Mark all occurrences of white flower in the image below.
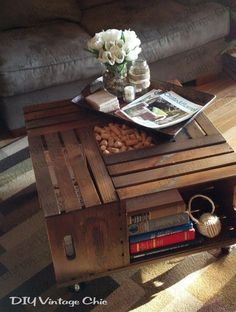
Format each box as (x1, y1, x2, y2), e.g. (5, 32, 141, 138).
(87, 33, 103, 51)
(110, 45, 126, 64)
(123, 30, 141, 52)
(87, 29, 141, 65)
(126, 46, 142, 61)
(98, 50, 115, 65)
(101, 29, 122, 43)
(104, 40, 115, 51)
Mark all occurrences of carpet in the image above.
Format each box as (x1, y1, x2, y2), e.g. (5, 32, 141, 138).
(0, 137, 236, 312)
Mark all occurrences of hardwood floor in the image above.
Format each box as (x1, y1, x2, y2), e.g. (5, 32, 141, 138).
(0, 72, 235, 148)
(196, 73, 236, 151)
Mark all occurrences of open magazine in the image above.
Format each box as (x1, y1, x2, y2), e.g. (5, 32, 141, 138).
(118, 89, 202, 129)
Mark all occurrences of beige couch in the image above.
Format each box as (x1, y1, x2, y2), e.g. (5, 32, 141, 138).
(0, 0, 230, 130)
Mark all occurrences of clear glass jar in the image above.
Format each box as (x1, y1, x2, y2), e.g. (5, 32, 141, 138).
(128, 58, 150, 93)
(103, 63, 128, 97)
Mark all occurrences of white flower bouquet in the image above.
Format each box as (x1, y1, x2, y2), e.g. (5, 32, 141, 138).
(87, 29, 142, 76)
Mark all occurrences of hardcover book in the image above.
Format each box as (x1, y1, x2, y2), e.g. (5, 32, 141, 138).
(130, 228, 195, 254)
(128, 212, 190, 236)
(129, 221, 193, 244)
(128, 203, 186, 224)
(130, 237, 203, 261)
(126, 189, 186, 224)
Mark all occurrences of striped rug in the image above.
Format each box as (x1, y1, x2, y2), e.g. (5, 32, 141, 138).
(0, 137, 236, 312)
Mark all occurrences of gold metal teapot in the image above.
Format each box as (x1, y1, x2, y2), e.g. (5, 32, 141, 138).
(188, 194, 221, 238)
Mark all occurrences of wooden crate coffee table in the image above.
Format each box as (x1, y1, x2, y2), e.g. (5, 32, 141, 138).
(24, 82, 236, 287)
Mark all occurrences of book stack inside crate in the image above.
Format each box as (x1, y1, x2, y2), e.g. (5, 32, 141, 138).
(127, 189, 203, 262)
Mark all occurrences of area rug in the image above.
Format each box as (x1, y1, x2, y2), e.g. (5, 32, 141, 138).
(0, 137, 236, 312)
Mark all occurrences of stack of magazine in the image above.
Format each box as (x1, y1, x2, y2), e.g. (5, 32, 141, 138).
(117, 89, 203, 130)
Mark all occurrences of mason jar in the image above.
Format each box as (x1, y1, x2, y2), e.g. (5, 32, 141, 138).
(128, 59, 150, 93)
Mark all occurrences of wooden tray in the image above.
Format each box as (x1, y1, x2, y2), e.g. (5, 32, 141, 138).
(73, 79, 216, 138)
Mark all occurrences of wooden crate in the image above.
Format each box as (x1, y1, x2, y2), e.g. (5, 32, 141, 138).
(24, 84, 236, 286)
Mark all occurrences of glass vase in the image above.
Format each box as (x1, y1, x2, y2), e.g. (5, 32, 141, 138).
(103, 64, 128, 97)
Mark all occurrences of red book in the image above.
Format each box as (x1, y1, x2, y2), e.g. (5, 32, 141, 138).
(130, 228, 195, 254)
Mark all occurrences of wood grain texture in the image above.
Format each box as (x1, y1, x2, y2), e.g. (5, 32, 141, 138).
(28, 136, 60, 216)
(113, 153, 236, 188)
(108, 143, 234, 176)
(185, 120, 206, 138)
(117, 164, 236, 200)
(76, 128, 117, 204)
(26, 112, 81, 129)
(45, 133, 79, 213)
(23, 99, 69, 113)
(195, 113, 221, 136)
(61, 130, 101, 207)
(125, 189, 183, 214)
(46, 202, 129, 284)
(104, 134, 225, 165)
(24, 105, 78, 121)
(174, 128, 190, 141)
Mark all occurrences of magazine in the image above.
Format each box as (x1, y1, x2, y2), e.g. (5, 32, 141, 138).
(118, 89, 202, 129)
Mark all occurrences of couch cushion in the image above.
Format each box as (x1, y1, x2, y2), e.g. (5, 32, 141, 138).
(81, 0, 230, 64)
(0, 22, 102, 97)
(0, 0, 81, 30)
(78, 0, 114, 9)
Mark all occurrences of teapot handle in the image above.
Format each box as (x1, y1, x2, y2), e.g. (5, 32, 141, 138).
(188, 194, 216, 224)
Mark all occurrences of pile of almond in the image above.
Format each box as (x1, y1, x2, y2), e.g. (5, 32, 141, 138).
(94, 123, 155, 155)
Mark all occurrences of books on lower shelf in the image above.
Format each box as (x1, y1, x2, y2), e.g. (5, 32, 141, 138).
(129, 221, 193, 244)
(127, 189, 201, 261)
(130, 237, 203, 261)
(130, 226, 195, 254)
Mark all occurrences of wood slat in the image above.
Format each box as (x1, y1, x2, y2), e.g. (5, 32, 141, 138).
(24, 105, 78, 121)
(185, 120, 206, 138)
(113, 153, 236, 188)
(108, 143, 234, 176)
(26, 112, 105, 137)
(174, 127, 190, 142)
(26, 112, 81, 129)
(77, 128, 117, 203)
(28, 136, 60, 216)
(61, 130, 101, 208)
(117, 164, 236, 200)
(125, 189, 183, 214)
(24, 100, 69, 113)
(104, 134, 226, 165)
(45, 133, 80, 212)
(195, 113, 221, 135)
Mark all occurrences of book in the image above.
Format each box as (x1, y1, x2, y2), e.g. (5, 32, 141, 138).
(128, 212, 190, 236)
(118, 89, 202, 129)
(85, 89, 120, 113)
(130, 228, 195, 254)
(128, 202, 186, 224)
(129, 221, 193, 244)
(127, 189, 186, 224)
(130, 237, 203, 261)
